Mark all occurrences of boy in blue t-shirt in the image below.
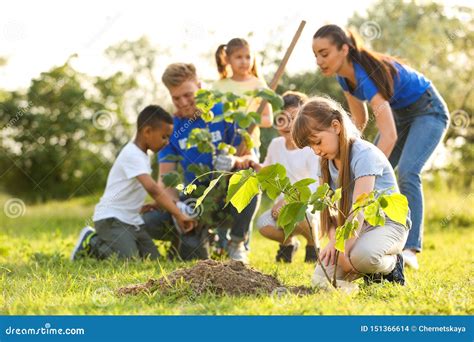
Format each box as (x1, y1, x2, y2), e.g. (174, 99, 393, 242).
(159, 101, 240, 184)
(142, 63, 258, 263)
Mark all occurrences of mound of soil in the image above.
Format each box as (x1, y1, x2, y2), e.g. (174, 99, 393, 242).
(118, 259, 313, 297)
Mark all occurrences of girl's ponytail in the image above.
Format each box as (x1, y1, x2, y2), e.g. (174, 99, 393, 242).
(347, 30, 361, 60)
(215, 44, 229, 79)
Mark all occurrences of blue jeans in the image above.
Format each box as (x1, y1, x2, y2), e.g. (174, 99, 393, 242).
(388, 85, 449, 252)
(217, 194, 260, 250)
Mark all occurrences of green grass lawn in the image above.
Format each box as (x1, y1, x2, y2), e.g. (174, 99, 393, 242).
(0, 187, 472, 315)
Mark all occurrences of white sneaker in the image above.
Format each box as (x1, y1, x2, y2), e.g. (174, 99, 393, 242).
(402, 249, 419, 270)
(227, 240, 249, 264)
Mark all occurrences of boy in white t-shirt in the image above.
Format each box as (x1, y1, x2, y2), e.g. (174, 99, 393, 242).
(253, 92, 321, 263)
(70, 105, 196, 260)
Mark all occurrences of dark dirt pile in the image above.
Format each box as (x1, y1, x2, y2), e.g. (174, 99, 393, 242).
(118, 259, 313, 297)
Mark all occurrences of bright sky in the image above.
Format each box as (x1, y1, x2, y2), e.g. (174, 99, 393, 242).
(0, 0, 469, 91)
(0, 0, 380, 90)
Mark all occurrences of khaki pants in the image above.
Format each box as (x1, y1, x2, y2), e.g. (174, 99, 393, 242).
(313, 219, 409, 286)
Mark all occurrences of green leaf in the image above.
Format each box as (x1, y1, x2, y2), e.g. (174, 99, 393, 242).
(364, 201, 385, 227)
(201, 110, 214, 123)
(195, 89, 212, 99)
(293, 178, 316, 188)
(335, 226, 345, 252)
(331, 188, 342, 204)
(285, 182, 312, 203)
(225, 92, 240, 103)
(234, 111, 252, 129)
(236, 98, 247, 108)
(195, 174, 225, 208)
(161, 172, 182, 187)
(233, 111, 246, 121)
(243, 89, 258, 97)
(256, 164, 288, 200)
(310, 200, 326, 213)
(378, 196, 388, 208)
(223, 112, 235, 123)
(196, 102, 210, 112)
(226, 169, 253, 203)
(335, 220, 359, 252)
(284, 187, 299, 203)
(352, 192, 374, 211)
(309, 183, 330, 211)
(161, 154, 184, 162)
(187, 163, 211, 177)
(253, 89, 284, 111)
(184, 183, 197, 195)
(238, 129, 254, 149)
(217, 143, 236, 155)
(238, 116, 252, 129)
(297, 186, 312, 202)
(187, 128, 215, 154)
(248, 111, 261, 124)
(312, 183, 330, 200)
(211, 115, 225, 123)
(381, 193, 409, 226)
(256, 163, 286, 182)
(226, 170, 260, 213)
(277, 202, 308, 239)
(223, 102, 232, 113)
(212, 90, 224, 99)
(197, 142, 214, 153)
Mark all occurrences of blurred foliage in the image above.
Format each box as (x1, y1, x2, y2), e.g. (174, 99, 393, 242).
(270, 0, 473, 189)
(0, 38, 164, 202)
(0, 0, 472, 202)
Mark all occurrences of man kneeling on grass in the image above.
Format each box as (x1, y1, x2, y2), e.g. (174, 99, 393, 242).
(70, 105, 197, 261)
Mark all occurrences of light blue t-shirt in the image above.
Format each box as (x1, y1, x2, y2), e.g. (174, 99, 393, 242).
(337, 61, 431, 110)
(316, 138, 399, 197)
